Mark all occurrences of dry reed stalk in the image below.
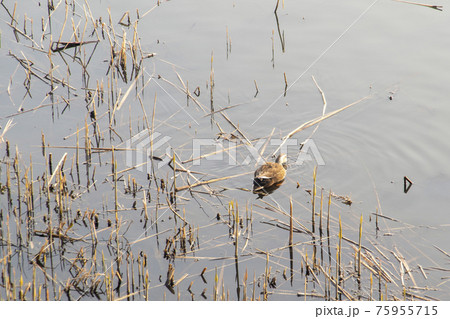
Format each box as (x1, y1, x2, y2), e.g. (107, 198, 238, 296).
(120, 30, 127, 81)
(254, 202, 312, 235)
(47, 153, 67, 187)
(84, 119, 91, 186)
(272, 95, 370, 156)
(0, 119, 14, 144)
(392, 248, 417, 287)
(12, 2, 19, 41)
(234, 202, 239, 261)
(220, 110, 252, 145)
(252, 273, 256, 300)
(6, 160, 12, 210)
(355, 247, 393, 283)
(433, 245, 450, 258)
(292, 76, 328, 163)
(7, 51, 76, 89)
(375, 207, 379, 232)
(318, 265, 355, 301)
(170, 158, 214, 195)
(143, 189, 148, 224)
(27, 156, 34, 217)
(274, 4, 285, 53)
(5, 214, 12, 299)
(202, 102, 247, 117)
(112, 147, 118, 224)
(319, 188, 323, 237)
(48, 152, 54, 176)
(14, 148, 22, 216)
(297, 291, 325, 298)
(254, 128, 275, 167)
(109, 69, 141, 127)
(158, 75, 207, 114)
(263, 252, 269, 301)
(242, 268, 248, 300)
(210, 51, 215, 126)
(225, 26, 231, 58)
(214, 267, 218, 300)
(165, 197, 188, 225)
(118, 11, 130, 27)
(392, 0, 442, 10)
(172, 153, 177, 204)
(416, 264, 427, 280)
(283, 72, 288, 96)
(378, 269, 382, 300)
(254, 80, 259, 97)
(82, 0, 100, 40)
(274, 0, 280, 13)
(182, 139, 248, 164)
(175, 171, 251, 192)
(32, 263, 36, 301)
(312, 166, 317, 233)
(174, 274, 189, 287)
(304, 272, 307, 301)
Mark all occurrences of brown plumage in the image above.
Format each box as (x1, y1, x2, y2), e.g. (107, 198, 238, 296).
(253, 154, 287, 197)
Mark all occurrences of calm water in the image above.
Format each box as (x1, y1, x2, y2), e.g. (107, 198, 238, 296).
(1, 0, 449, 300)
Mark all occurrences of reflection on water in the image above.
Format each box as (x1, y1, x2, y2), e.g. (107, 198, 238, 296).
(253, 179, 285, 199)
(1, 0, 450, 301)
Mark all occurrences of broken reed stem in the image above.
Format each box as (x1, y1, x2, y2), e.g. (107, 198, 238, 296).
(327, 190, 332, 228)
(165, 197, 187, 225)
(76, 126, 80, 184)
(29, 154, 35, 215)
(375, 207, 379, 232)
(234, 201, 239, 262)
(84, 120, 91, 189)
(47, 153, 67, 187)
(214, 267, 218, 300)
(14, 147, 22, 217)
(172, 152, 176, 205)
(242, 268, 247, 301)
(335, 247, 339, 300)
(175, 171, 251, 192)
(312, 166, 317, 233)
(319, 188, 323, 237)
(272, 95, 370, 156)
(112, 146, 118, 224)
(274, 0, 280, 13)
(263, 252, 269, 301)
(254, 80, 259, 97)
(6, 160, 12, 210)
(283, 72, 288, 96)
(143, 189, 148, 223)
(392, 0, 443, 11)
(210, 50, 214, 127)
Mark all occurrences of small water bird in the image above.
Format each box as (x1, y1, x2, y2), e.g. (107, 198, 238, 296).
(253, 154, 287, 198)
